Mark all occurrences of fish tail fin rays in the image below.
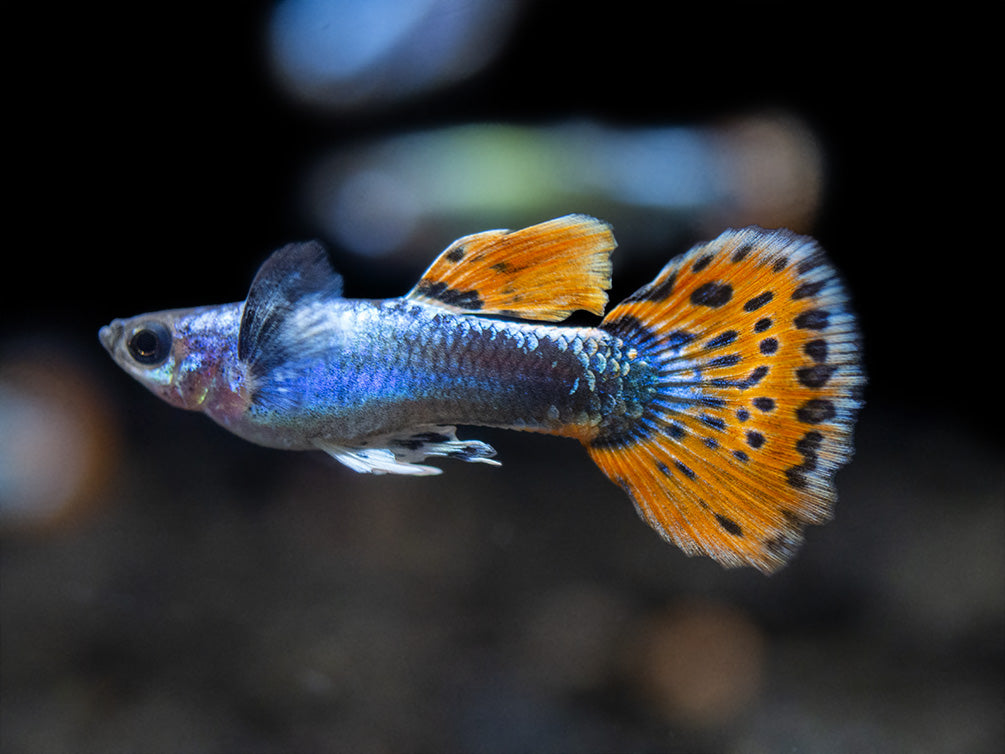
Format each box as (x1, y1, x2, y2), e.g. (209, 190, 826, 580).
(315, 425, 501, 476)
(406, 215, 615, 321)
(586, 227, 864, 572)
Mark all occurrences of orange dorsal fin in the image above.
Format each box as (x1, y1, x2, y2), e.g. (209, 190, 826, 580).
(406, 215, 614, 322)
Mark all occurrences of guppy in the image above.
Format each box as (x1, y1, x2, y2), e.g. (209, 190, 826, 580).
(100, 215, 863, 572)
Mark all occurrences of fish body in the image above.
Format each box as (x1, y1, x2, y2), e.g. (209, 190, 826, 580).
(101, 215, 863, 572)
(241, 299, 644, 443)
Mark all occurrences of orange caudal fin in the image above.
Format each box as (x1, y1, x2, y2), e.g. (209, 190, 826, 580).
(588, 227, 864, 572)
(406, 215, 614, 321)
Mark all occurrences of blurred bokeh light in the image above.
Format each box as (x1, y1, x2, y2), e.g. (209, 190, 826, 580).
(268, 0, 520, 110)
(304, 113, 823, 262)
(630, 600, 765, 728)
(0, 344, 119, 532)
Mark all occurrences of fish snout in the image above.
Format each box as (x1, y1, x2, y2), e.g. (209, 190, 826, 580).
(99, 321, 123, 355)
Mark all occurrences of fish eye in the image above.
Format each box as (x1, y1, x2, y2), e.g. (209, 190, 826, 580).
(127, 322, 172, 366)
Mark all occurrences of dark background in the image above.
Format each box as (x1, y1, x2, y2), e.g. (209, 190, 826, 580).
(3, 4, 1000, 753)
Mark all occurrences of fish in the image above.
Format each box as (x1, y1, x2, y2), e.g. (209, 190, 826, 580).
(100, 215, 864, 572)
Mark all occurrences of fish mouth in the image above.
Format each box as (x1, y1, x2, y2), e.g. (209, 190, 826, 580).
(98, 321, 122, 355)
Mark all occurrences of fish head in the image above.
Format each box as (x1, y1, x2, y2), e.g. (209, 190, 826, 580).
(99, 304, 243, 412)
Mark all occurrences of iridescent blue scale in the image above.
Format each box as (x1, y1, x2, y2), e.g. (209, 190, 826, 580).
(249, 298, 641, 443)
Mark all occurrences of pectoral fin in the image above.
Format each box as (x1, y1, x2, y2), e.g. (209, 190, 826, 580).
(406, 215, 615, 322)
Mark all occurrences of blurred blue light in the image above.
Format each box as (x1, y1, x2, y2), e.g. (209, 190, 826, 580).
(597, 128, 723, 209)
(268, 0, 519, 109)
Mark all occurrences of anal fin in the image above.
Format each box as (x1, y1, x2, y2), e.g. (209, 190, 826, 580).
(315, 426, 501, 476)
(406, 215, 614, 322)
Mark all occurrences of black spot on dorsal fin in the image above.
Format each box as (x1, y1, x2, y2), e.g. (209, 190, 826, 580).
(405, 215, 615, 322)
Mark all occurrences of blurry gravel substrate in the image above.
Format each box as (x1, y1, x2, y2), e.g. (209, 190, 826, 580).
(1, 388, 1002, 753)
